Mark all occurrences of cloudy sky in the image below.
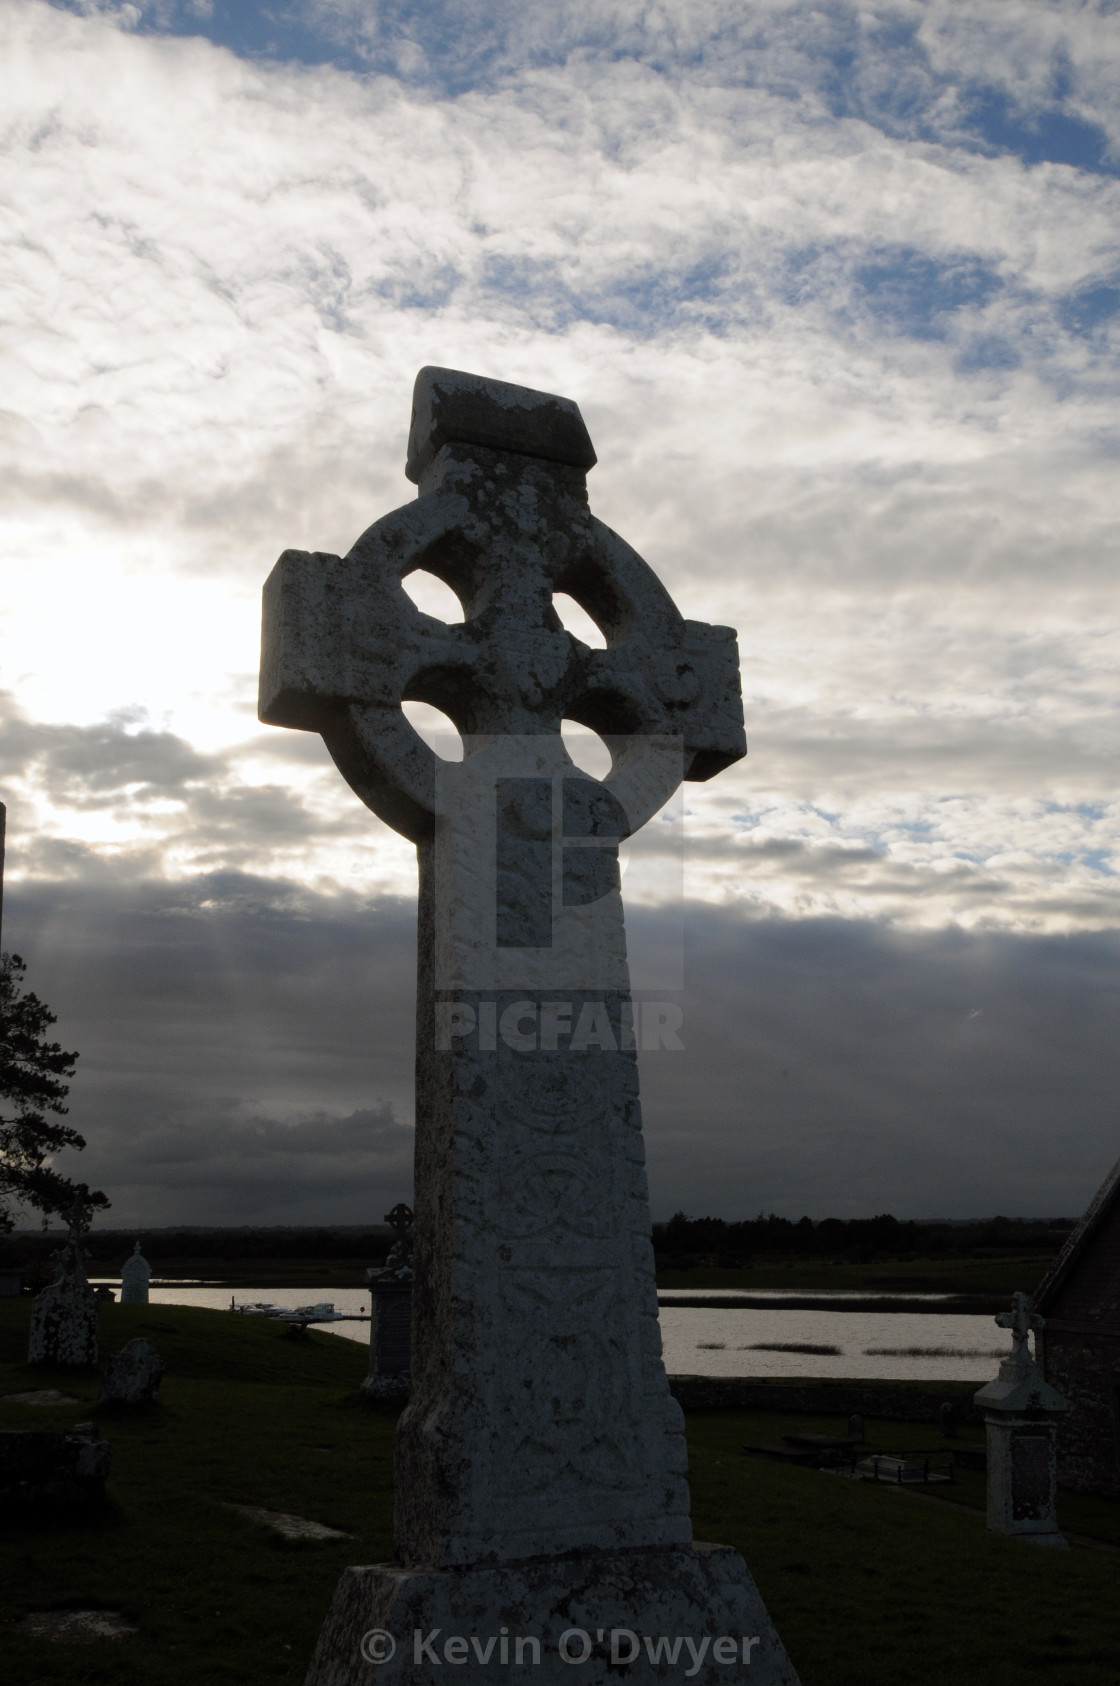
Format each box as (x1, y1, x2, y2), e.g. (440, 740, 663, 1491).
(2, 0, 1119, 1228)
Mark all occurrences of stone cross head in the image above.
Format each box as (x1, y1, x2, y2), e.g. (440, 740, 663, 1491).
(383, 1201, 414, 1274)
(259, 367, 746, 850)
(995, 1289, 1043, 1362)
(385, 1202, 414, 1238)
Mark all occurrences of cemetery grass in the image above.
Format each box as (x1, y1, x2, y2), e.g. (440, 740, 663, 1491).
(688, 1412, 1120, 1686)
(0, 1299, 385, 1684)
(0, 1303, 1116, 1685)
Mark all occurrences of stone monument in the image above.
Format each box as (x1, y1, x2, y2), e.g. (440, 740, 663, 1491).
(362, 1203, 413, 1402)
(28, 1197, 99, 1369)
(99, 1337, 164, 1406)
(260, 367, 799, 1684)
(0, 1421, 110, 1509)
(974, 1291, 1069, 1549)
(119, 1240, 151, 1304)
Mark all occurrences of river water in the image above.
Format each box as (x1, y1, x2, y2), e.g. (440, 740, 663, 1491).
(108, 1284, 1018, 1383)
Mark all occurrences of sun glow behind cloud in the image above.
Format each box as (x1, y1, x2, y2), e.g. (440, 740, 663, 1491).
(1, 0, 1118, 932)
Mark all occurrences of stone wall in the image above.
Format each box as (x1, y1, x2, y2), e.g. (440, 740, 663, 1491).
(1037, 1331, 1120, 1499)
(667, 1375, 982, 1425)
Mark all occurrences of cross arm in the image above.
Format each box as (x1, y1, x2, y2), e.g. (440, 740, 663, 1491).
(575, 621, 746, 785)
(558, 518, 746, 786)
(258, 498, 477, 841)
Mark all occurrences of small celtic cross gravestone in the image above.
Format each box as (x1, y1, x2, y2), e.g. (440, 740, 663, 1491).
(384, 1203, 413, 1250)
(995, 1290, 1041, 1361)
(261, 368, 798, 1683)
(975, 1291, 1069, 1548)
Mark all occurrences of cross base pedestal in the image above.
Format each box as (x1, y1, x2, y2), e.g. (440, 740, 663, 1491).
(305, 1542, 799, 1686)
(359, 1374, 411, 1402)
(999, 1530, 1068, 1550)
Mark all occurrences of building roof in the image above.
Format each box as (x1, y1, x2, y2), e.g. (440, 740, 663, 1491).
(1033, 1149, 1120, 1316)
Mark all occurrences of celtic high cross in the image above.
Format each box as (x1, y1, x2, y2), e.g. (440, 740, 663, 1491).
(260, 369, 796, 1685)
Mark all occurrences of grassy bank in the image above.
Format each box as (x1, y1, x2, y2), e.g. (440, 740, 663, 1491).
(1, 1299, 1117, 1685)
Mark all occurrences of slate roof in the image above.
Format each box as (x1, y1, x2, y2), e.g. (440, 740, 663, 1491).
(1033, 1149, 1120, 1318)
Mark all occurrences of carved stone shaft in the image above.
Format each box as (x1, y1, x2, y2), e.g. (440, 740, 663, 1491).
(403, 882, 688, 1565)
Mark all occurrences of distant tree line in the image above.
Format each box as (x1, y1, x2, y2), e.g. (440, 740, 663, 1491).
(7, 1212, 1076, 1273)
(651, 1211, 1075, 1268)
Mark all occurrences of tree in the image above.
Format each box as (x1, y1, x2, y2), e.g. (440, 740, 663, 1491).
(0, 952, 109, 1235)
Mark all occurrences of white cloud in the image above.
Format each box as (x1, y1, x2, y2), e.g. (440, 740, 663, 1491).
(1, 0, 1118, 935)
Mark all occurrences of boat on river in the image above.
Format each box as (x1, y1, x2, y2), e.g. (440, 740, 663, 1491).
(231, 1300, 349, 1323)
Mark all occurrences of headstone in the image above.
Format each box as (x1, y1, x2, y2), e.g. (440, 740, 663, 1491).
(261, 368, 798, 1685)
(119, 1241, 151, 1304)
(0, 1422, 110, 1508)
(938, 1401, 958, 1438)
(362, 1204, 413, 1401)
(847, 1413, 864, 1443)
(27, 1199, 99, 1368)
(973, 1292, 1068, 1548)
(98, 1338, 164, 1405)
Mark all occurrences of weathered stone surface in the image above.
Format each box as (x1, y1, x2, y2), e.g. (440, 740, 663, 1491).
(974, 1293, 1068, 1548)
(1, 1389, 82, 1407)
(120, 1241, 151, 1304)
(405, 365, 597, 485)
(15, 1609, 138, 1643)
(228, 1503, 351, 1541)
(28, 1241, 99, 1368)
(99, 1337, 164, 1406)
(0, 1422, 110, 1507)
(260, 369, 790, 1684)
(1033, 1147, 1120, 1499)
(259, 451, 745, 833)
(363, 1203, 413, 1401)
(307, 1544, 799, 1686)
(362, 1284, 411, 1402)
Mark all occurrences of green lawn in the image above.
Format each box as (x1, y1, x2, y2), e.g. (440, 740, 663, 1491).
(1, 1300, 1117, 1685)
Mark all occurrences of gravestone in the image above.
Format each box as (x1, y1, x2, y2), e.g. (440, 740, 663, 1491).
(0, 1421, 110, 1509)
(974, 1292, 1068, 1548)
(260, 367, 799, 1685)
(28, 1199, 99, 1369)
(362, 1203, 413, 1402)
(99, 1337, 164, 1406)
(119, 1241, 151, 1304)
